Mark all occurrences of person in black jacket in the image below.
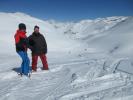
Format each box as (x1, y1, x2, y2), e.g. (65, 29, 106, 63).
(28, 25, 49, 71)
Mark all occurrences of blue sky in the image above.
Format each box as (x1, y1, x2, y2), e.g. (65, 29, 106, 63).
(0, 0, 132, 21)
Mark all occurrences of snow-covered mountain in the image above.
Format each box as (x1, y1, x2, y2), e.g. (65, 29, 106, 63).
(87, 17, 133, 56)
(0, 12, 79, 54)
(0, 12, 131, 56)
(48, 15, 133, 57)
(48, 16, 128, 39)
(0, 12, 133, 100)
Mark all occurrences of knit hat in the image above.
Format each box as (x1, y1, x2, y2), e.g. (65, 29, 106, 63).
(19, 23, 26, 30)
(34, 25, 39, 30)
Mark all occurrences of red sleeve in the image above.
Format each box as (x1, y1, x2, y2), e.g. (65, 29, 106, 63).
(14, 33, 20, 44)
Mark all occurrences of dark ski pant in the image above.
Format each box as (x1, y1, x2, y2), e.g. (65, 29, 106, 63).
(32, 54, 48, 71)
(17, 51, 30, 75)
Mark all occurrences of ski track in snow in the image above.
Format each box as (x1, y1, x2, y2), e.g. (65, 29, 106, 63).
(0, 54, 133, 100)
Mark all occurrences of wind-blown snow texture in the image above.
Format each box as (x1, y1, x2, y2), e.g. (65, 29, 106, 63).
(0, 12, 133, 100)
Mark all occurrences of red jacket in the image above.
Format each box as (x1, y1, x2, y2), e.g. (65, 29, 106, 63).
(14, 30, 28, 52)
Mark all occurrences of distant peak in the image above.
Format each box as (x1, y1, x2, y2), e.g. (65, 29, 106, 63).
(13, 12, 30, 17)
(0, 12, 31, 18)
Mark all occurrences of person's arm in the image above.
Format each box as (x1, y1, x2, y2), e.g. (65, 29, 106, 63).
(19, 37, 30, 49)
(27, 36, 34, 50)
(42, 35, 47, 54)
(14, 34, 22, 49)
(28, 36, 34, 46)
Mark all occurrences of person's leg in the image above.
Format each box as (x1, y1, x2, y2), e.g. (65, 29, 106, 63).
(23, 52, 30, 75)
(32, 54, 38, 71)
(26, 53, 30, 73)
(40, 54, 49, 70)
(17, 51, 25, 74)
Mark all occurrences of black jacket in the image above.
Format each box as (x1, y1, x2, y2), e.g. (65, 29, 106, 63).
(28, 32, 47, 55)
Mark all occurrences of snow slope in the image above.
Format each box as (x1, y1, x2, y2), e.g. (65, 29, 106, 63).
(86, 17, 133, 56)
(0, 12, 133, 100)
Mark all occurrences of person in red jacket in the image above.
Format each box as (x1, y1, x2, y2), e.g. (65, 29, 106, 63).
(28, 26, 49, 72)
(14, 23, 30, 76)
